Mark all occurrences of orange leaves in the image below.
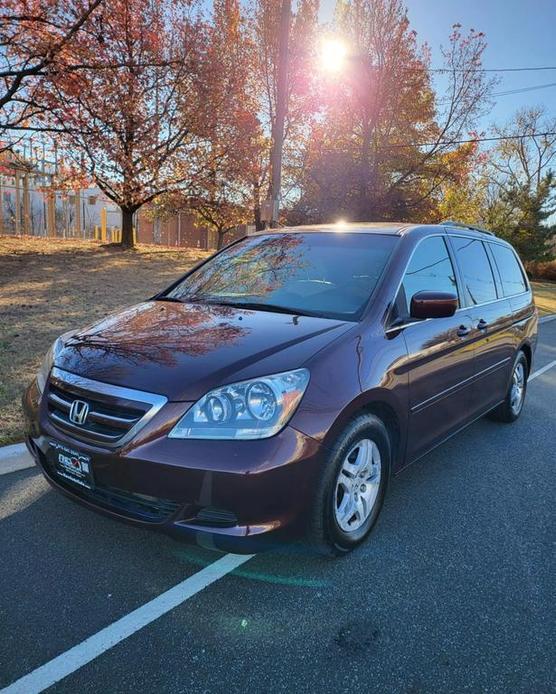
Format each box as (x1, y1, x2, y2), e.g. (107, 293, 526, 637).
(53, 161, 91, 191)
(286, 0, 494, 225)
(34, 0, 213, 228)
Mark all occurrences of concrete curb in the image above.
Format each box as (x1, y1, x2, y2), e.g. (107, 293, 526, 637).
(0, 442, 35, 475)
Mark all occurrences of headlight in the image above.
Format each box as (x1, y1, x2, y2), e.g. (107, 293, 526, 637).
(36, 336, 66, 393)
(168, 368, 310, 440)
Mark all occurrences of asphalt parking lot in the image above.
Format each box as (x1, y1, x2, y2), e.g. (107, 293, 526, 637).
(1, 321, 555, 694)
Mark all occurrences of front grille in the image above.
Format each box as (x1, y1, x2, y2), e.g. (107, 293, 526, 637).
(47, 382, 145, 444)
(86, 486, 180, 522)
(46, 367, 167, 448)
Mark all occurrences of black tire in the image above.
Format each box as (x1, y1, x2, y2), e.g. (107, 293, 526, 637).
(488, 350, 529, 423)
(307, 414, 391, 557)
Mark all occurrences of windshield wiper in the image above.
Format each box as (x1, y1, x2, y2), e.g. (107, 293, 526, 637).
(154, 295, 208, 303)
(153, 296, 184, 303)
(155, 295, 321, 317)
(213, 300, 320, 318)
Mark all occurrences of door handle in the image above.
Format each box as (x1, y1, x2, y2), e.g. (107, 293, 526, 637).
(477, 319, 488, 330)
(457, 325, 470, 337)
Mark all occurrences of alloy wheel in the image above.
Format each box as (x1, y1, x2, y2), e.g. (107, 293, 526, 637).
(334, 438, 381, 533)
(510, 361, 526, 416)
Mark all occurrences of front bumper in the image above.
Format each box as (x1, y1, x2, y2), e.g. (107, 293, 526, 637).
(22, 379, 324, 553)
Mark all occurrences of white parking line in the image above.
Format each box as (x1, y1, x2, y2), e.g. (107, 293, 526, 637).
(0, 355, 554, 692)
(1, 552, 254, 694)
(529, 359, 556, 382)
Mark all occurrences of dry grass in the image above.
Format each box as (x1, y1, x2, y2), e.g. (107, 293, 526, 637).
(531, 281, 556, 316)
(0, 236, 209, 446)
(1, 236, 555, 446)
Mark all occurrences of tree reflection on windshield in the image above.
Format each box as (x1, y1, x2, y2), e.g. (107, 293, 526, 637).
(172, 234, 306, 300)
(167, 232, 397, 320)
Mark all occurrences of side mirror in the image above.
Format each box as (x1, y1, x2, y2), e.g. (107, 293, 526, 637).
(410, 291, 458, 319)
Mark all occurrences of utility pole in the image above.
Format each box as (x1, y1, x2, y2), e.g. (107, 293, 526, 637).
(268, 0, 291, 228)
(14, 170, 21, 235)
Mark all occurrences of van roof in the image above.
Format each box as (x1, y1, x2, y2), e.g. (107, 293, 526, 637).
(258, 222, 497, 238)
(276, 222, 409, 235)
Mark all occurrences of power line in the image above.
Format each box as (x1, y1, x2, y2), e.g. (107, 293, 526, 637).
(429, 66, 556, 73)
(435, 79, 556, 105)
(492, 81, 556, 97)
(381, 131, 556, 150)
(346, 59, 556, 74)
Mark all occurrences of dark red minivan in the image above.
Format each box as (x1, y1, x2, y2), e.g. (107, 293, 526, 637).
(23, 222, 538, 554)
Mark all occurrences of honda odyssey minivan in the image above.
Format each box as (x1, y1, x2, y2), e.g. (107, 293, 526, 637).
(23, 222, 538, 555)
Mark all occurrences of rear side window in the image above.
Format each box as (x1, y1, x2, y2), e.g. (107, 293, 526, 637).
(396, 236, 458, 316)
(489, 243, 528, 296)
(451, 237, 498, 305)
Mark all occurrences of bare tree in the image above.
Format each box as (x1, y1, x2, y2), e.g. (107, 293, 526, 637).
(488, 108, 556, 192)
(482, 108, 556, 259)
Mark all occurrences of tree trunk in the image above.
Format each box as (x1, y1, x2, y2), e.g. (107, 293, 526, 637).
(120, 207, 136, 248)
(217, 229, 226, 250)
(254, 203, 264, 231)
(253, 183, 264, 231)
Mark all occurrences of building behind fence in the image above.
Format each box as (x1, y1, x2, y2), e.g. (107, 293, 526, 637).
(0, 149, 248, 249)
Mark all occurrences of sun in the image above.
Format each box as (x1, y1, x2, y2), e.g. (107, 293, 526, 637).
(319, 37, 348, 74)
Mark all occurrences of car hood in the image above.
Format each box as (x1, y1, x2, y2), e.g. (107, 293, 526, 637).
(54, 301, 351, 401)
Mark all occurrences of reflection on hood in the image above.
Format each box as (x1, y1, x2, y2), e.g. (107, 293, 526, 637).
(55, 301, 350, 400)
(65, 302, 249, 367)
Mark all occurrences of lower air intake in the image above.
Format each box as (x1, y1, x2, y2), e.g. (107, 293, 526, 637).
(194, 507, 238, 528)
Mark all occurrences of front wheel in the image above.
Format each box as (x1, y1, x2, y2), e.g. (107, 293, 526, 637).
(489, 351, 529, 423)
(307, 414, 391, 556)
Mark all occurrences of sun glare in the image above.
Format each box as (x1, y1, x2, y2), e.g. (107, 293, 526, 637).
(320, 37, 348, 74)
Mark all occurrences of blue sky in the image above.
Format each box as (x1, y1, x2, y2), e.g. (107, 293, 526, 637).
(319, 0, 556, 131)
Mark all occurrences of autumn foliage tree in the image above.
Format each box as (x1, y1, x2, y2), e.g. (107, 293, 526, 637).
(3, 0, 515, 249)
(182, 0, 261, 249)
(436, 141, 488, 223)
(0, 0, 104, 149)
(288, 0, 494, 224)
(248, 0, 320, 225)
(157, 0, 321, 241)
(37, 0, 212, 247)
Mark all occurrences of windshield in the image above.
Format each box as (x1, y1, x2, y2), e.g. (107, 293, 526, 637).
(165, 232, 397, 320)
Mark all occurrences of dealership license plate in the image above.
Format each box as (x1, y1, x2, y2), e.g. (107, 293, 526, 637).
(49, 441, 94, 490)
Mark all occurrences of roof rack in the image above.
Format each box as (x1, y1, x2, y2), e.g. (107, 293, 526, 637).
(441, 220, 495, 236)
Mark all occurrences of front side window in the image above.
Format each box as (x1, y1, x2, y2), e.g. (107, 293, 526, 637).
(489, 243, 528, 296)
(451, 237, 498, 305)
(395, 236, 458, 318)
(166, 232, 397, 320)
